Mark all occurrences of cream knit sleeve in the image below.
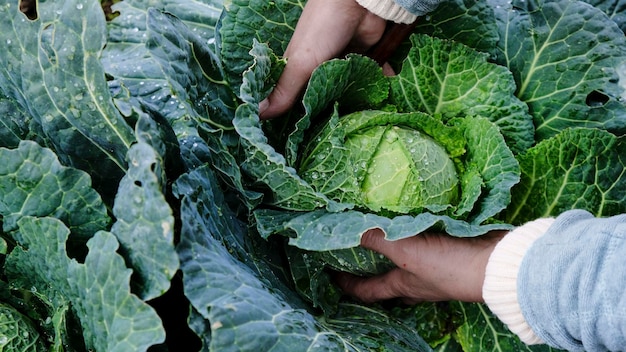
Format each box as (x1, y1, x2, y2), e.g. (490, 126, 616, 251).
(355, 0, 417, 24)
(482, 218, 555, 345)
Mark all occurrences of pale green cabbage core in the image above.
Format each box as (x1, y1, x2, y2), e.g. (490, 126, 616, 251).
(346, 125, 459, 213)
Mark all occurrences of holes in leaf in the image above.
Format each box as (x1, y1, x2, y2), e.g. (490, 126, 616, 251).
(586, 90, 610, 107)
(19, 0, 37, 20)
(102, 0, 121, 21)
(40, 24, 56, 65)
(134, 180, 143, 187)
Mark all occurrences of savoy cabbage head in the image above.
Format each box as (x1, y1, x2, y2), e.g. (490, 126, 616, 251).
(246, 35, 524, 254)
(299, 110, 463, 215)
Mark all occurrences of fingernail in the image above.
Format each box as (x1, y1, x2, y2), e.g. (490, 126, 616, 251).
(259, 99, 269, 115)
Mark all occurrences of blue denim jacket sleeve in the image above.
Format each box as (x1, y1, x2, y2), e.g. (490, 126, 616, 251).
(394, 0, 443, 16)
(518, 209, 626, 351)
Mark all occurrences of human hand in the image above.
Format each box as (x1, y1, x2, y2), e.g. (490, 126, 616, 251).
(259, 0, 387, 119)
(335, 229, 506, 304)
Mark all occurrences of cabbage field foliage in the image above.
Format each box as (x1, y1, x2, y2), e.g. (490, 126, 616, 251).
(0, 0, 625, 350)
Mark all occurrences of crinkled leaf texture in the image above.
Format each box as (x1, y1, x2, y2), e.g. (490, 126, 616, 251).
(218, 0, 305, 90)
(111, 141, 178, 301)
(416, 0, 626, 142)
(492, 0, 626, 140)
(390, 34, 534, 154)
(0, 141, 113, 349)
(0, 141, 110, 238)
(5, 217, 165, 352)
(0, 302, 46, 351)
(233, 41, 337, 211)
(0, 0, 135, 193)
(285, 54, 390, 166)
(412, 0, 500, 57)
(505, 128, 626, 224)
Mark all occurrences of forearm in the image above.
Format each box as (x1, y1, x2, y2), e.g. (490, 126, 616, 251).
(484, 210, 626, 350)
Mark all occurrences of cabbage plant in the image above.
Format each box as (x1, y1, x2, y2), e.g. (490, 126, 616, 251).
(0, 0, 626, 351)
(247, 37, 525, 251)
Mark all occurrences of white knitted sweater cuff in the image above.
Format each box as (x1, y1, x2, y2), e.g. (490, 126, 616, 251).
(356, 0, 417, 24)
(482, 218, 555, 345)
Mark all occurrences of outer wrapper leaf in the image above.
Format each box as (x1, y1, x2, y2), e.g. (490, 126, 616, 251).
(104, 2, 199, 137)
(584, 0, 626, 32)
(493, 0, 626, 140)
(505, 128, 626, 224)
(104, 4, 263, 210)
(141, 8, 264, 207)
(453, 302, 564, 351)
(458, 116, 520, 224)
(175, 167, 332, 351)
(111, 141, 178, 301)
(256, 208, 512, 253)
(0, 97, 31, 149)
(0, 0, 135, 193)
(218, 0, 304, 90)
(233, 41, 333, 211)
(70, 231, 166, 352)
(143, 8, 237, 130)
(0, 141, 110, 238)
(5, 217, 165, 351)
(174, 165, 433, 351)
(103, 2, 231, 139)
(324, 303, 433, 352)
(390, 34, 534, 154)
(412, 0, 500, 57)
(285, 54, 389, 166)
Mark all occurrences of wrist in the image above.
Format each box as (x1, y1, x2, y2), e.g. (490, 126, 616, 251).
(427, 232, 504, 303)
(482, 218, 555, 344)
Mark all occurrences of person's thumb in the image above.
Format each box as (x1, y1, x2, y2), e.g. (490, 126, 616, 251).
(259, 82, 299, 119)
(359, 229, 414, 267)
(334, 269, 408, 303)
(259, 50, 317, 119)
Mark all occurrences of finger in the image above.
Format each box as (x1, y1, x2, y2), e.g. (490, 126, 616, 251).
(345, 10, 387, 54)
(359, 229, 420, 270)
(381, 62, 396, 76)
(334, 269, 413, 303)
(260, 0, 368, 119)
(365, 21, 418, 66)
(259, 61, 311, 119)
